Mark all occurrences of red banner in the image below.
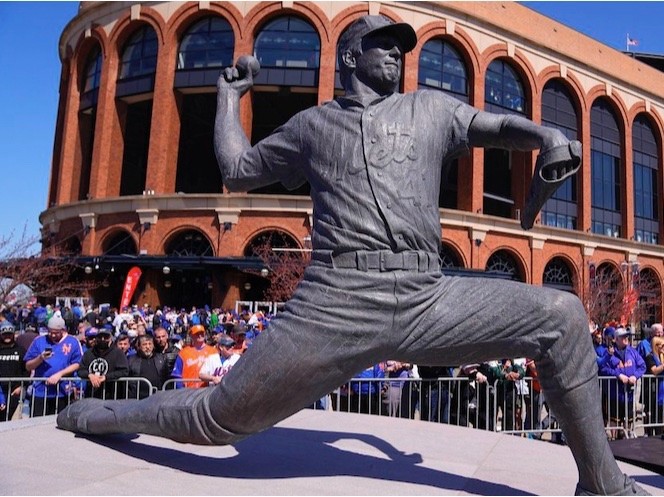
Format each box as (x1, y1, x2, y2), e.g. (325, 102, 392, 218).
(120, 266, 142, 309)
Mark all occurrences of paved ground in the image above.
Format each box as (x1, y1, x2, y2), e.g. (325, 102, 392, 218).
(2, 409, 663, 495)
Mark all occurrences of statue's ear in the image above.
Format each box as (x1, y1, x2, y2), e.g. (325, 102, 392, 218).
(341, 50, 356, 69)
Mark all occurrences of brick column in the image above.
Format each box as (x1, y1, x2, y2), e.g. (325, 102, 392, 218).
(623, 122, 635, 240)
(54, 57, 82, 205)
(145, 37, 180, 194)
(89, 48, 123, 199)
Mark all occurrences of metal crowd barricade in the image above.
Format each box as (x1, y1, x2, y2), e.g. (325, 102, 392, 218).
(492, 375, 664, 440)
(491, 376, 563, 441)
(324, 377, 496, 430)
(635, 374, 664, 437)
(81, 377, 156, 401)
(162, 378, 211, 389)
(597, 375, 636, 439)
(0, 376, 155, 421)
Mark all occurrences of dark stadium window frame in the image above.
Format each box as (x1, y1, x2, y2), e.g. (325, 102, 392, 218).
(253, 15, 321, 88)
(116, 25, 158, 98)
(632, 115, 659, 244)
(541, 80, 579, 230)
(80, 46, 102, 110)
(484, 59, 526, 114)
(418, 38, 468, 102)
(174, 16, 235, 89)
(590, 99, 622, 238)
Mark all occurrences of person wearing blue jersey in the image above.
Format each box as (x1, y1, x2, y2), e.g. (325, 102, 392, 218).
(25, 316, 82, 416)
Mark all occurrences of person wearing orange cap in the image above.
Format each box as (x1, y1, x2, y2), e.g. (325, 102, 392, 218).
(169, 325, 216, 388)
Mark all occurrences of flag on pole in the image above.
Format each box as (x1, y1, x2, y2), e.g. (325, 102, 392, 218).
(120, 266, 142, 309)
(627, 34, 638, 50)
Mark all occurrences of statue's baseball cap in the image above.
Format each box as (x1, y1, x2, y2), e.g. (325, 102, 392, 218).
(338, 15, 417, 55)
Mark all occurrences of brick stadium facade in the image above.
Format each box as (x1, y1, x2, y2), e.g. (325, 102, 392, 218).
(41, 1, 664, 324)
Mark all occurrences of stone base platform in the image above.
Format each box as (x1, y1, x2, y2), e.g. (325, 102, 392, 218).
(2, 409, 664, 495)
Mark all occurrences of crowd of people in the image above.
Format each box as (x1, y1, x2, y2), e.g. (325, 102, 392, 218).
(0, 301, 268, 420)
(1, 301, 663, 440)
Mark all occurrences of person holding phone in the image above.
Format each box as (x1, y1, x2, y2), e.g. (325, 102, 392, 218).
(24, 316, 82, 416)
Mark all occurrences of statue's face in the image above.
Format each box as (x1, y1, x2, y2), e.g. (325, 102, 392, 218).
(355, 33, 403, 94)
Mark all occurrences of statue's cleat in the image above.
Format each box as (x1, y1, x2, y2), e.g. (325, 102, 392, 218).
(574, 475, 650, 496)
(57, 398, 128, 435)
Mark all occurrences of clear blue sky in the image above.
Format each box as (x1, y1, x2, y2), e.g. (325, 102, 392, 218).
(1, 1, 664, 244)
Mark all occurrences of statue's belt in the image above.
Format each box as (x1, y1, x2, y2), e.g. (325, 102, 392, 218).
(313, 250, 440, 273)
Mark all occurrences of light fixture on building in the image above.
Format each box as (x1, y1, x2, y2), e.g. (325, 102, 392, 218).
(163, 266, 170, 275)
(260, 268, 269, 278)
(84, 266, 92, 275)
(164, 280, 172, 288)
(110, 266, 115, 273)
(244, 282, 251, 291)
(207, 282, 213, 290)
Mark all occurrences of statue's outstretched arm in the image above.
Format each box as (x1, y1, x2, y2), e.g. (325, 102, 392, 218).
(468, 111, 581, 229)
(214, 56, 278, 192)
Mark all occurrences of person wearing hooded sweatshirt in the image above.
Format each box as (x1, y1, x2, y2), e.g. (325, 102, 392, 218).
(78, 328, 128, 399)
(0, 320, 27, 421)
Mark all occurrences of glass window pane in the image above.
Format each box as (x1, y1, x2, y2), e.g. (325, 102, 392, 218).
(255, 16, 320, 69)
(177, 16, 234, 70)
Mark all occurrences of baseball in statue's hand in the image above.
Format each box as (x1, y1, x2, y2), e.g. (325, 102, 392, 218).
(236, 55, 260, 78)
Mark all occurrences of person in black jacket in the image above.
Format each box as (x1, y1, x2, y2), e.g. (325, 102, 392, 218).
(153, 327, 178, 376)
(128, 335, 171, 399)
(78, 328, 128, 399)
(0, 321, 28, 421)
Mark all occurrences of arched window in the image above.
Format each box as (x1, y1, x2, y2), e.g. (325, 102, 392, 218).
(590, 99, 621, 238)
(165, 230, 213, 257)
(254, 16, 320, 79)
(418, 39, 468, 102)
(543, 257, 575, 292)
(244, 230, 300, 257)
(178, 16, 234, 70)
(117, 25, 158, 98)
(103, 232, 137, 256)
(175, 16, 234, 88)
(418, 39, 468, 210)
(541, 80, 579, 230)
(637, 268, 662, 327)
(78, 45, 103, 201)
(116, 27, 156, 196)
(119, 25, 158, 79)
(439, 243, 462, 269)
(483, 60, 526, 219)
(633, 115, 659, 244)
(81, 46, 102, 108)
(485, 250, 524, 282)
(485, 59, 526, 114)
(250, 16, 318, 195)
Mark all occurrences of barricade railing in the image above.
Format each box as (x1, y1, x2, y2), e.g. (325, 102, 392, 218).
(312, 375, 664, 441)
(0, 376, 155, 421)
(637, 373, 664, 436)
(491, 376, 563, 441)
(321, 377, 497, 431)
(161, 378, 210, 389)
(3, 373, 662, 440)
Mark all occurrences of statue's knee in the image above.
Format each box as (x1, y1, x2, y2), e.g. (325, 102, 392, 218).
(545, 290, 586, 332)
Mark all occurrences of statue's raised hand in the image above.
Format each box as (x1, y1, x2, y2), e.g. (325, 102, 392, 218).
(218, 55, 260, 96)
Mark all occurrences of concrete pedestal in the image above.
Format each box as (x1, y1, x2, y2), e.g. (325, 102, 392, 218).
(2, 409, 663, 495)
